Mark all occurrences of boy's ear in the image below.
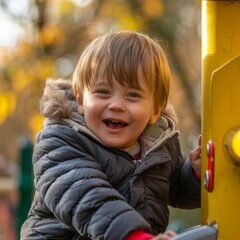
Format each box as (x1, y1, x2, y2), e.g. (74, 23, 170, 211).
(148, 107, 161, 125)
(76, 93, 82, 105)
(76, 94, 84, 115)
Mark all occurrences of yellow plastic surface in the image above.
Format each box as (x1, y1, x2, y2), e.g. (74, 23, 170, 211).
(201, 1, 240, 239)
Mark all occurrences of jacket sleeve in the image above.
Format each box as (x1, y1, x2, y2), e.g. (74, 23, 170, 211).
(33, 124, 150, 240)
(168, 138, 201, 209)
(174, 160, 201, 208)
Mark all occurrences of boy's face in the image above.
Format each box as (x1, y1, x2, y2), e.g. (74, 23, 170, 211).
(77, 75, 160, 149)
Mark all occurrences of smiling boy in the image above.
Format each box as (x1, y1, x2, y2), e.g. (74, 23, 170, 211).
(21, 30, 201, 240)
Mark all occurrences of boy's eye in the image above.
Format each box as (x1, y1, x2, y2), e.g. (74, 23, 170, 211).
(96, 89, 111, 95)
(127, 92, 140, 98)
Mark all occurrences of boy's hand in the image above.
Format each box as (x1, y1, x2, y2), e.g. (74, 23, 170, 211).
(151, 230, 177, 240)
(189, 135, 201, 177)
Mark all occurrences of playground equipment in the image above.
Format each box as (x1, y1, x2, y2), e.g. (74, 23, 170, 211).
(172, 0, 240, 239)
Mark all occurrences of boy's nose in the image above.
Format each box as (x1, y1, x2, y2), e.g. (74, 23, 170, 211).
(108, 96, 126, 111)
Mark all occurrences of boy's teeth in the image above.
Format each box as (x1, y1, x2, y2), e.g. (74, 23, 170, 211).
(104, 119, 127, 128)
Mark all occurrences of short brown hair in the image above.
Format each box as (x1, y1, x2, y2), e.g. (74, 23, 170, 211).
(72, 30, 171, 112)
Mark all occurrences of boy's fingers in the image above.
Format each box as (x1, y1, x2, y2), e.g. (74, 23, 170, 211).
(151, 231, 177, 240)
(165, 230, 177, 237)
(198, 135, 202, 146)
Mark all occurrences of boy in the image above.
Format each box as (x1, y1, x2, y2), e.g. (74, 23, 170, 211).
(21, 30, 201, 240)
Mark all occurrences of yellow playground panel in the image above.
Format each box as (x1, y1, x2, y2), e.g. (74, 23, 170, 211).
(171, 1, 240, 239)
(202, 1, 240, 239)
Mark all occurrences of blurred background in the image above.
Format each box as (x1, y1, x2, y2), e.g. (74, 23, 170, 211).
(0, 0, 201, 239)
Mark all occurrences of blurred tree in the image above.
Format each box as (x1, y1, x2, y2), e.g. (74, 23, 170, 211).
(0, 0, 201, 163)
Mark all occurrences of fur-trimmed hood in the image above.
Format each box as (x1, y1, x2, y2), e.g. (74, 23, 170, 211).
(40, 78, 77, 121)
(40, 78, 179, 156)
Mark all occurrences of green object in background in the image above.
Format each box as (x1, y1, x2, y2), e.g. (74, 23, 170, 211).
(167, 207, 201, 233)
(16, 136, 33, 239)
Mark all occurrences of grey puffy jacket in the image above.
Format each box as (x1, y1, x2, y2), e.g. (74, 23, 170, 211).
(20, 79, 200, 240)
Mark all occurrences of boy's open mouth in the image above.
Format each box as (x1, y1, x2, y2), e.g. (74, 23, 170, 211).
(103, 119, 128, 129)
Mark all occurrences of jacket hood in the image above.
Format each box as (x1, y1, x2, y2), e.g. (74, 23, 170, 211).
(40, 78, 76, 121)
(40, 78, 179, 155)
